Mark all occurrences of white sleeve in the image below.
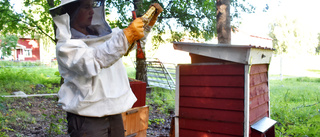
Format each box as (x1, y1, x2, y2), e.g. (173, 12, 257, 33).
(57, 30, 129, 78)
(94, 30, 129, 68)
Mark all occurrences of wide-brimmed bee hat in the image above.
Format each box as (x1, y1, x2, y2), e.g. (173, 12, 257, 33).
(50, 0, 111, 39)
(49, 0, 103, 16)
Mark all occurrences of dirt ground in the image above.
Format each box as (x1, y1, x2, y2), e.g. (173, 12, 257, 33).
(3, 96, 173, 137)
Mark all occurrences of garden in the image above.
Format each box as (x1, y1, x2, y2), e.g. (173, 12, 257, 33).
(0, 61, 319, 136)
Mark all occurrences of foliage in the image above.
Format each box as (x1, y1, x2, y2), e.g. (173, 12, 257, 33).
(0, 0, 21, 34)
(0, 0, 57, 60)
(0, 0, 55, 41)
(1, 0, 257, 54)
(106, 0, 255, 45)
(146, 87, 175, 114)
(0, 35, 18, 57)
(269, 15, 318, 55)
(270, 77, 320, 136)
(149, 118, 165, 125)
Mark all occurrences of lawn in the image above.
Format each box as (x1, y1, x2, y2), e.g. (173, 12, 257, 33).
(0, 66, 60, 95)
(270, 77, 320, 136)
(0, 61, 319, 136)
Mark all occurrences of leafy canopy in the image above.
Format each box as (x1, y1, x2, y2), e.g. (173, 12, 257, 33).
(1, 0, 255, 47)
(106, 0, 254, 43)
(0, 0, 55, 41)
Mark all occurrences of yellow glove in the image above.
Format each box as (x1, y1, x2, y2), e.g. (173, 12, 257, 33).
(148, 3, 163, 26)
(123, 18, 145, 45)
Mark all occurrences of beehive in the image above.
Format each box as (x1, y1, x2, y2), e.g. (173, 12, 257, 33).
(173, 42, 276, 137)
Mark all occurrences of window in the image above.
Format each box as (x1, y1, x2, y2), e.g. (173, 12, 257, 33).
(24, 49, 32, 57)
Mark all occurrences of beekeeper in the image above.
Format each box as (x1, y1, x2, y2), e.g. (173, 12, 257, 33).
(49, 0, 162, 136)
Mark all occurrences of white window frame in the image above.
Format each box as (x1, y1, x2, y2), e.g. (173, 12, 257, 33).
(24, 48, 32, 57)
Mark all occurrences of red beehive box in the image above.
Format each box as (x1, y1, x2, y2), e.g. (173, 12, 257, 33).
(129, 80, 147, 108)
(173, 42, 276, 137)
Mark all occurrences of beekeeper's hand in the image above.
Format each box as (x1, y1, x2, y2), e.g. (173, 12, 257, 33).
(148, 3, 163, 26)
(123, 18, 144, 45)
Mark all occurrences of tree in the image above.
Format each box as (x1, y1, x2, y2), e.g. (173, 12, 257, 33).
(216, 0, 231, 44)
(0, 0, 57, 60)
(0, 0, 21, 35)
(0, 0, 55, 39)
(269, 15, 317, 55)
(269, 15, 317, 80)
(0, 35, 18, 57)
(132, 0, 148, 83)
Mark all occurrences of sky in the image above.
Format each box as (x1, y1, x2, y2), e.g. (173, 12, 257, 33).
(239, 0, 320, 37)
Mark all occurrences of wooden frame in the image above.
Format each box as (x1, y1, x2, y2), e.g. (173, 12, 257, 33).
(175, 65, 180, 137)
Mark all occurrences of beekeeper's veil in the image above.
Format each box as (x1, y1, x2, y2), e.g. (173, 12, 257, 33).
(49, 0, 111, 40)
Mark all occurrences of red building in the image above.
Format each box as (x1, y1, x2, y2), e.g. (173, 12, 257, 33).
(12, 38, 40, 61)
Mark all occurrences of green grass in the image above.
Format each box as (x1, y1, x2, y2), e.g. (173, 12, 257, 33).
(0, 63, 60, 95)
(0, 61, 42, 67)
(270, 77, 320, 136)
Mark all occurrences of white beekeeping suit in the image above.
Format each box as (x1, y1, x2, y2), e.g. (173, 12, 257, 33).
(50, 0, 144, 117)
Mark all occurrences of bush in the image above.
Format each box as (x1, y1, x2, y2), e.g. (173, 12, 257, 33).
(146, 87, 175, 114)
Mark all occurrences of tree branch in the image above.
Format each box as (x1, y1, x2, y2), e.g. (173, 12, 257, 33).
(22, 20, 56, 43)
(4, 17, 56, 43)
(293, 102, 320, 110)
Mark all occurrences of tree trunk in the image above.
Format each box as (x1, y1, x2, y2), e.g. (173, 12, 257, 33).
(133, 0, 148, 84)
(216, 0, 231, 44)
